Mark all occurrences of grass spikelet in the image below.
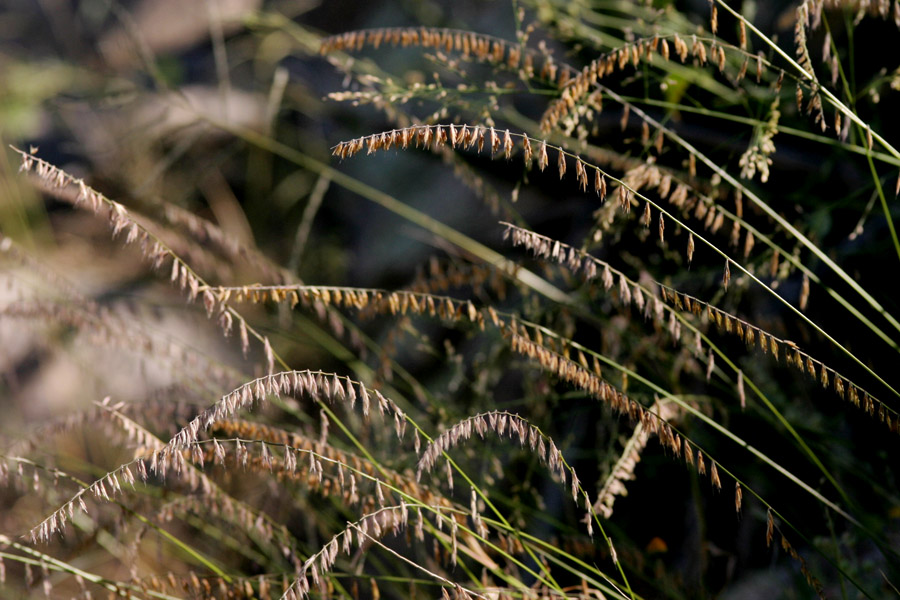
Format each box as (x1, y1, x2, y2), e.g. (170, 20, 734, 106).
(502, 129, 513, 159)
(575, 157, 588, 191)
(710, 461, 721, 490)
(799, 273, 810, 311)
(618, 185, 632, 213)
(594, 168, 606, 199)
(722, 260, 731, 291)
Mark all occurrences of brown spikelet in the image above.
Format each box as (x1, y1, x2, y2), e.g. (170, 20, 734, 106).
(692, 36, 707, 64)
(758, 331, 768, 354)
(687, 232, 695, 265)
(557, 148, 567, 179)
(538, 140, 549, 171)
(674, 33, 688, 61)
(834, 375, 845, 399)
(736, 56, 749, 83)
(641, 202, 652, 227)
(799, 273, 810, 310)
(622, 186, 633, 213)
(710, 461, 721, 490)
(766, 509, 775, 547)
(739, 20, 747, 49)
(742, 229, 755, 258)
(575, 158, 588, 191)
(489, 127, 500, 155)
(594, 169, 607, 199)
(710, 4, 718, 34)
(697, 452, 707, 476)
(730, 221, 741, 248)
(722, 260, 731, 291)
(805, 355, 817, 378)
(658, 213, 665, 243)
(711, 210, 725, 233)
